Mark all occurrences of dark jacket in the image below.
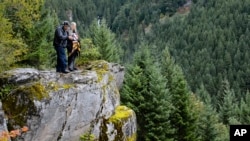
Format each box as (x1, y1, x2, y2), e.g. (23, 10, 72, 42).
(53, 26, 68, 48)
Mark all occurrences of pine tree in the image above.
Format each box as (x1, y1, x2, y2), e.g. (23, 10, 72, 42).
(29, 9, 58, 69)
(88, 20, 121, 63)
(161, 48, 198, 141)
(215, 79, 230, 110)
(195, 86, 229, 141)
(238, 91, 250, 124)
(196, 84, 211, 105)
(218, 79, 239, 125)
(121, 46, 173, 141)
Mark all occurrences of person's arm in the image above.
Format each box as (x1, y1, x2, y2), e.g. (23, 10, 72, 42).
(56, 28, 73, 40)
(75, 32, 80, 42)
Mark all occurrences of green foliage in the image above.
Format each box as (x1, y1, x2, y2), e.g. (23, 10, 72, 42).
(44, 0, 184, 63)
(149, 0, 250, 101)
(0, 1, 27, 72)
(121, 46, 173, 141)
(0, 0, 58, 70)
(80, 133, 95, 141)
(45, 0, 97, 36)
(4, 0, 44, 33)
(0, 84, 15, 100)
(161, 48, 198, 141)
(23, 9, 58, 69)
(195, 84, 212, 105)
(218, 80, 239, 125)
(88, 20, 122, 63)
(195, 88, 229, 141)
(238, 91, 250, 124)
(77, 38, 101, 65)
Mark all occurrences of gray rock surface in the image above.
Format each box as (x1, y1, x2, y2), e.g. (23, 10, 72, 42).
(0, 102, 9, 141)
(0, 61, 136, 141)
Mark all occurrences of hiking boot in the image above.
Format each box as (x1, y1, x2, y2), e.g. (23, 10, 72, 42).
(62, 70, 69, 74)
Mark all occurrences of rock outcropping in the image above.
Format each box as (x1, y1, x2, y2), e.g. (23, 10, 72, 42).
(0, 61, 136, 141)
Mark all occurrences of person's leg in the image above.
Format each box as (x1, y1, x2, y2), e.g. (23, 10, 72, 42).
(58, 46, 68, 73)
(55, 47, 61, 72)
(72, 52, 77, 70)
(68, 54, 74, 71)
(62, 48, 68, 72)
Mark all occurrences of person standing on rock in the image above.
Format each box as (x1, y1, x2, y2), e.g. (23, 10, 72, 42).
(67, 22, 80, 71)
(53, 21, 74, 73)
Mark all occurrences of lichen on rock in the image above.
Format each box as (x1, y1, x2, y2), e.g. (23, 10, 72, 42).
(88, 60, 110, 83)
(104, 106, 137, 141)
(109, 106, 134, 123)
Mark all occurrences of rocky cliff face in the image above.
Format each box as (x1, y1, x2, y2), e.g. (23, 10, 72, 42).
(0, 61, 137, 141)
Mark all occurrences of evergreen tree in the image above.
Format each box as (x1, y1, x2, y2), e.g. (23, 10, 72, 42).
(146, 0, 250, 103)
(2, 0, 57, 68)
(195, 86, 229, 141)
(215, 79, 231, 110)
(218, 80, 239, 125)
(161, 48, 198, 141)
(0, 0, 27, 72)
(121, 46, 173, 141)
(24, 9, 59, 69)
(238, 91, 250, 124)
(196, 84, 211, 105)
(88, 20, 121, 63)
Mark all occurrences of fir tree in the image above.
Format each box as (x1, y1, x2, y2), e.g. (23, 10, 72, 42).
(161, 48, 198, 141)
(195, 86, 229, 141)
(238, 91, 250, 124)
(24, 9, 58, 69)
(218, 79, 239, 125)
(88, 19, 121, 63)
(121, 46, 173, 141)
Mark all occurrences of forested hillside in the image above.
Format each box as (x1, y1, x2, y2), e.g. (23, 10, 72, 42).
(45, 0, 185, 61)
(1, 0, 250, 140)
(148, 0, 250, 107)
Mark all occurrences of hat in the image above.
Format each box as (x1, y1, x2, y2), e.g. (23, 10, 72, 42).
(63, 21, 70, 26)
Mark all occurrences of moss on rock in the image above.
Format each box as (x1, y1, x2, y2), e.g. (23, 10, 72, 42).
(127, 133, 137, 141)
(107, 106, 136, 141)
(90, 60, 109, 71)
(2, 82, 49, 130)
(24, 82, 49, 100)
(62, 84, 75, 89)
(47, 81, 59, 91)
(89, 60, 110, 82)
(108, 106, 133, 123)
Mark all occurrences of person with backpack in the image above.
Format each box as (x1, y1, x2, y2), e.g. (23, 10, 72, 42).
(67, 22, 80, 71)
(53, 21, 74, 73)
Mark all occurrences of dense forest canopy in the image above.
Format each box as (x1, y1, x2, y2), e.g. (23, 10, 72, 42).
(1, 0, 250, 140)
(147, 0, 250, 102)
